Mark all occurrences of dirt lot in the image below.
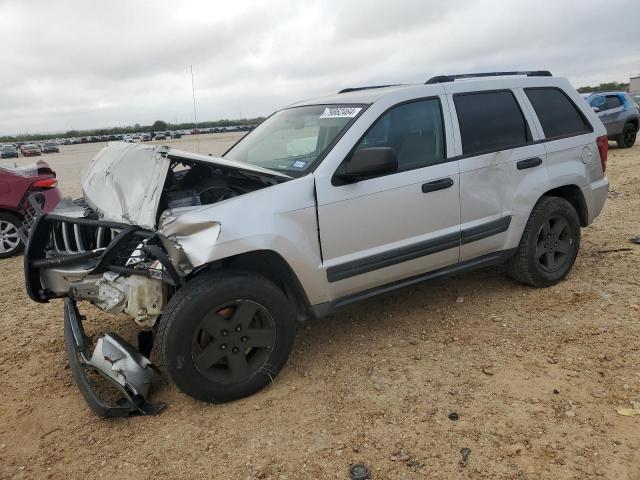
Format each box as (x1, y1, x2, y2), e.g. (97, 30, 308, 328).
(1, 137, 639, 480)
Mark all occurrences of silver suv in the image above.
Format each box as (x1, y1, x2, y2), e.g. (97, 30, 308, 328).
(24, 71, 609, 416)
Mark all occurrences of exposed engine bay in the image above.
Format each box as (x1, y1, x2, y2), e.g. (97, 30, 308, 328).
(160, 159, 276, 212)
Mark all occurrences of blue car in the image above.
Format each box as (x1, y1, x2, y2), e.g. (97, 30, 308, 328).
(582, 91, 639, 148)
(0, 145, 19, 158)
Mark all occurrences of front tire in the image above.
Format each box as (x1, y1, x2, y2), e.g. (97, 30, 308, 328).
(157, 270, 296, 403)
(617, 123, 637, 148)
(508, 196, 581, 287)
(0, 213, 24, 259)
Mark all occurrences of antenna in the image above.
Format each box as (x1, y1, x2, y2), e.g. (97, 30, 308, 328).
(190, 65, 200, 153)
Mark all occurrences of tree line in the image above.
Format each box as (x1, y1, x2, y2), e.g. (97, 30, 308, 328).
(0, 117, 266, 143)
(577, 82, 629, 94)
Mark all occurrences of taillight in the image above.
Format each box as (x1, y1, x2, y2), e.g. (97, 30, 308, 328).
(32, 178, 58, 189)
(596, 135, 608, 174)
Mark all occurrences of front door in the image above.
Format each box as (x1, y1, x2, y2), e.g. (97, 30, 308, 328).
(315, 97, 461, 300)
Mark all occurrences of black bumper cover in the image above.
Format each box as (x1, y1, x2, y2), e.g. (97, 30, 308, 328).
(63, 298, 165, 418)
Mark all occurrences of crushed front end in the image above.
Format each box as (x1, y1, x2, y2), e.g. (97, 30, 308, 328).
(24, 200, 178, 417)
(23, 142, 288, 417)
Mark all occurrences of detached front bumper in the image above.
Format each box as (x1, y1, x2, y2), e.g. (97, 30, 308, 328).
(63, 298, 164, 417)
(24, 206, 180, 417)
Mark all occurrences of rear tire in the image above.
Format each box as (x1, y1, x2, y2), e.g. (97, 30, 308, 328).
(617, 123, 637, 148)
(157, 270, 296, 403)
(508, 196, 580, 287)
(0, 213, 24, 259)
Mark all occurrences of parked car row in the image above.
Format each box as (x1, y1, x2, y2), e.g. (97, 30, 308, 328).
(1, 142, 60, 157)
(2, 125, 255, 152)
(191, 125, 255, 134)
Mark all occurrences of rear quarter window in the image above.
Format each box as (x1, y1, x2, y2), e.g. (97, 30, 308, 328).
(525, 88, 592, 139)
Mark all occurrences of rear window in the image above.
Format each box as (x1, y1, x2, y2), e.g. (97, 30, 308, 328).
(525, 88, 592, 139)
(454, 90, 531, 156)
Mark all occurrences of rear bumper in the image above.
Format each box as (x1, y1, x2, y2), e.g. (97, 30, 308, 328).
(581, 177, 609, 225)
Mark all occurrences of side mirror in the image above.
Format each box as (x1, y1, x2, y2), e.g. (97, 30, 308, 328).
(336, 147, 398, 183)
(591, 106, 600, 113)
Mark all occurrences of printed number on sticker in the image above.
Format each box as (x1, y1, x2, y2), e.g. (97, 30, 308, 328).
(320, 107, 362, 119)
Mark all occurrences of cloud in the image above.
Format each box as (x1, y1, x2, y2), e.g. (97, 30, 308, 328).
(0, 0, 638, 134)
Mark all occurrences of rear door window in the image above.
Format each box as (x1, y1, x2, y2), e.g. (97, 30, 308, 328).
(604, 95, 623, 110)
(453, 90, 531, 156)
(525, 88, 592, 139)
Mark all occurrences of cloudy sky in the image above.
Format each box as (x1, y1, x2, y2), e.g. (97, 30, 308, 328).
(0, 0, 638, 135)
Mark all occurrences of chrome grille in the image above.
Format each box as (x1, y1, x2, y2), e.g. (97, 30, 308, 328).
(50, 221, 119, 255)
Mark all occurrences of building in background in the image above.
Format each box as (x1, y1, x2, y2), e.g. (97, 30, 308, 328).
(630, 75, 640, 106)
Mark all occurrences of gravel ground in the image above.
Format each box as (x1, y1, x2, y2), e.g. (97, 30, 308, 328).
(0, 138, 639, 480)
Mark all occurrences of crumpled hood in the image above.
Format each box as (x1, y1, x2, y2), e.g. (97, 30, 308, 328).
(81, 142, 290, 230)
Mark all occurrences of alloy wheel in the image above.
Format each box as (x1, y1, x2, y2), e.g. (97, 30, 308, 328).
(191, 300, 276, 383)
(0, 220, 20, 255)
(536, 215, 573, 272)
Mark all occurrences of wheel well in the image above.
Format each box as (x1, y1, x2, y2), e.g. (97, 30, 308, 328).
(627, 118, 639, 130)
(542, 185, 588, 227)
(0, 208, 22, 221)
(199, 250, 313, 322)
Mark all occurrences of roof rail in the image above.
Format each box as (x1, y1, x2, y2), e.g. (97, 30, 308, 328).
(338, 84, 401, 94)
(425, 71, 552, 84)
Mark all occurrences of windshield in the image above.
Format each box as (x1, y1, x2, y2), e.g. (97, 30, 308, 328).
(224, 104, 364, 175)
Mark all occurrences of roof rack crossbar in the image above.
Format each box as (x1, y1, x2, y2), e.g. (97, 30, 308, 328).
(338, 84, 401, 94)
(425, 71, 552, 84)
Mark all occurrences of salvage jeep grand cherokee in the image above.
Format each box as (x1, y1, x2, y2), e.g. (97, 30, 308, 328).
(24, 71, 608, 417)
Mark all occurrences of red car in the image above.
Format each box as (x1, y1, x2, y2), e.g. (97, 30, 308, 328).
(21, 144, 41, 157)
(0, 160, 62, 258)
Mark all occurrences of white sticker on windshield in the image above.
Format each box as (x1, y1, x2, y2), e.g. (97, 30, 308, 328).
(292, 160, 307, 169)
(320, 107, 362, 119)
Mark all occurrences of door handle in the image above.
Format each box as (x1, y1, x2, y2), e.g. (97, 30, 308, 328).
(517, 157, 543, 170)
(422, 177, 454, 193)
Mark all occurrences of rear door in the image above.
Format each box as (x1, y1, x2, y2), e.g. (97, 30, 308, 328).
(445, 87, 549, 262)
(315, 96, 461, 300)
